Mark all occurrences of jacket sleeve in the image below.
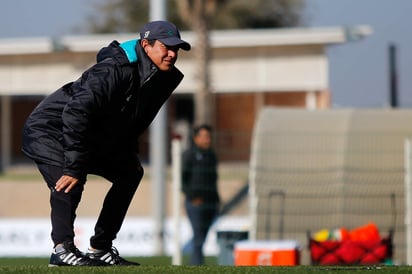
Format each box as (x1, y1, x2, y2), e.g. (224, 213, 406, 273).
(62, 62, 123, 179)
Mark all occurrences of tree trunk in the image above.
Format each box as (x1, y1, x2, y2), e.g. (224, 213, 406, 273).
(176, 0, 215, 126)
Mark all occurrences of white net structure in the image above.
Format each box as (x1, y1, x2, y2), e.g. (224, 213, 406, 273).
(248, 107, 412, 264)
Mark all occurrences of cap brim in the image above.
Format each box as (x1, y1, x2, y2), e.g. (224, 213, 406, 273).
(159, 37, 191, 51)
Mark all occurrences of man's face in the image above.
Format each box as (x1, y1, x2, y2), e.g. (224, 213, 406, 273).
(194, 129, 212, 150)
(142, 39, 179, 71)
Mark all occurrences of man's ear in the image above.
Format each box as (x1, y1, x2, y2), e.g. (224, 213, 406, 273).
(141, 39, 149, 50)
(140, 39, 150, 54)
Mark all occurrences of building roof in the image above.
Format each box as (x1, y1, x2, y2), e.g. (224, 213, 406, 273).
(0, 25, 372, 55)
(0, 25, 372, 95)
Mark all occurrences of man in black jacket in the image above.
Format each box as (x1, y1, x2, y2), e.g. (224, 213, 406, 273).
(22, 20, 190, 267)
(182, 125, 220, 265)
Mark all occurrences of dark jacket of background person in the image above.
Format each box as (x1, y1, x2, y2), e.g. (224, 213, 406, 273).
(22, 40, 183, 180)
(182, 144, 220, 203)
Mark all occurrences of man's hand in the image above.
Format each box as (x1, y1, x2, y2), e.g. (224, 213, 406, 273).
(191, 197, 204, 206)
(55, 175, 79, 193)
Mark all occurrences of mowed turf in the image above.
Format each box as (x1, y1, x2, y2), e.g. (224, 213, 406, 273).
(1, 257, 412, 274)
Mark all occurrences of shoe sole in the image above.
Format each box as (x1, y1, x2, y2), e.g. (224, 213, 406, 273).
(48, 263, 107, 267)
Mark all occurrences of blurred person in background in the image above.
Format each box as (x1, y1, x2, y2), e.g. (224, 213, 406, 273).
(182, 124, 220, 265)
(21, 20, 190, 267)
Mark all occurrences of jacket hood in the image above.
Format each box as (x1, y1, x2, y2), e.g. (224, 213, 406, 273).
(96, 40, 131, 65)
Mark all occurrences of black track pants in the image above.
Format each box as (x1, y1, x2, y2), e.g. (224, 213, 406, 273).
(37, 163, 143, 249)
(37, 164, 84, 246)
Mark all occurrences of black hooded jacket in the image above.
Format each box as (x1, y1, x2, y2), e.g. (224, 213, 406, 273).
(22, 40, 183, 180)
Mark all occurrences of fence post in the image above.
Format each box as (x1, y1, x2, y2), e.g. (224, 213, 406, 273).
(171, 138, 182, 265)
(405, 138, 412, 265)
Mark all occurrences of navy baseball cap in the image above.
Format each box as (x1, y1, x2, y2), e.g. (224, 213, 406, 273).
(139, 21, 191, 51)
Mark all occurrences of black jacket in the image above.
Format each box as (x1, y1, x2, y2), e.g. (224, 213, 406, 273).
(22, 40, 183, 180)
(181, 146, 219, 203)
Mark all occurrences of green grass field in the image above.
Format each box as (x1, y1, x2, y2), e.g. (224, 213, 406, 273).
(1, 257, 412, 274)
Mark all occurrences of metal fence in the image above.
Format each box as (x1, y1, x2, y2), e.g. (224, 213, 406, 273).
(249, 107, 412, 265)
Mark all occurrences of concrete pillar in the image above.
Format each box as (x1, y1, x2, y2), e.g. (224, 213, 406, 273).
(1, 95, 12, 172)
(149, 0, 167, 256)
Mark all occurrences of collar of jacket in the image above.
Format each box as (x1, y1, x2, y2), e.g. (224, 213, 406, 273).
(134, 40, 159, 87)
(116, 39, 158, 88)
(117, 39, 183, 90)
(120, 40, 139, 62)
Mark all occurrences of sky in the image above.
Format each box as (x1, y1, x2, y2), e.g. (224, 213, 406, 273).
(0, 0, 410, 108)
(305, 0, 412, 108)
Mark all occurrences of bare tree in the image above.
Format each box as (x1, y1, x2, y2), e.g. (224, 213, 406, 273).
(85, 0, 183, 34)
(213, 0, 305, 29)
